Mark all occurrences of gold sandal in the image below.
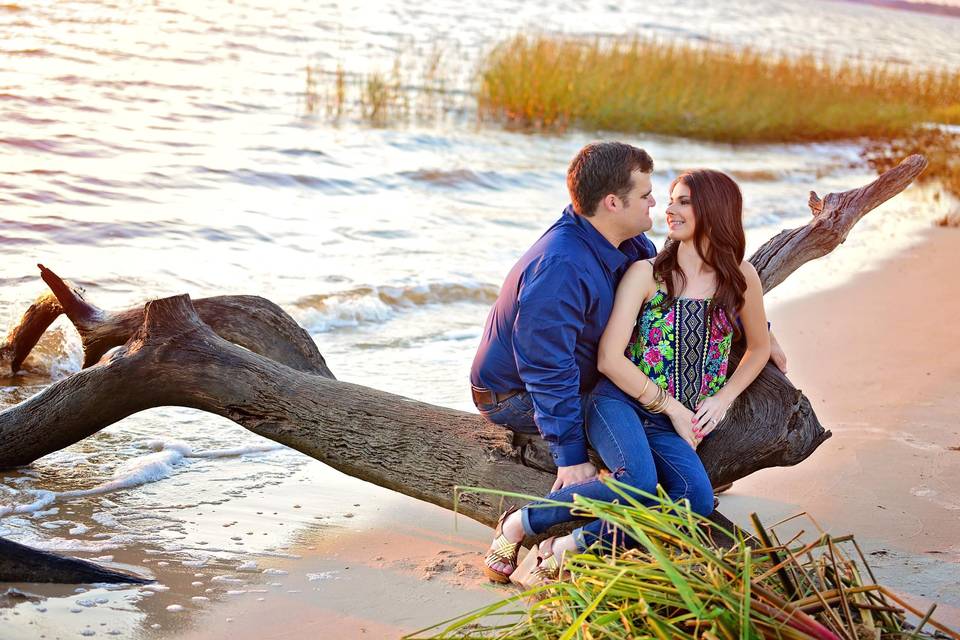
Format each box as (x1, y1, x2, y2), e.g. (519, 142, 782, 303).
(528, 537, 562, 586)
(483, 506, 521, 584)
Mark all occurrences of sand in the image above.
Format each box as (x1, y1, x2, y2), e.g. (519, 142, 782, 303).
(722, 225, 960, 626)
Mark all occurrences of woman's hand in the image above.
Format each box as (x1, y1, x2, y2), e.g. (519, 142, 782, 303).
(666, 404, 699, 449)
(692, 394, 732, 441)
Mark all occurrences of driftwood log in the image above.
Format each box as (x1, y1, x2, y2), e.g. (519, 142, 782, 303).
(0, 538, 147, 584)
(0, 154, 927, 584)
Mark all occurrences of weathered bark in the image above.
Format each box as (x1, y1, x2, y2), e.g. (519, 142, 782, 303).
(752, 154, 927, 293)
(0, 154, 927, 582)
(31, 263, 333, 378)
(0, 538, 147, 584)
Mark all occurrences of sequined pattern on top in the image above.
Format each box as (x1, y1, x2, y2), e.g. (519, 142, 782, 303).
(627, 289, 734, 410)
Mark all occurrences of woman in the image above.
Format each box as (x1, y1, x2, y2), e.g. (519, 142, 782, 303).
(483, 169, 770, 584)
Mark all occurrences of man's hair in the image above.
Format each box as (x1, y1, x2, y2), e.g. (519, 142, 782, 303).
(567, 142, 654, 217)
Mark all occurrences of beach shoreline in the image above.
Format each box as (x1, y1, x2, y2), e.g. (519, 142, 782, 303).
(165, 225, 960, 637)
(2, 226, 958, 639)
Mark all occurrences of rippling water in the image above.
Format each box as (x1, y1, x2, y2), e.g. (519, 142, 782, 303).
(0, 0, 957, 636)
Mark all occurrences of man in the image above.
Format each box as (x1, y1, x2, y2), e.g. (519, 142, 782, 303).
(471, 141, 656, 491)
(471, 141, 785, 493)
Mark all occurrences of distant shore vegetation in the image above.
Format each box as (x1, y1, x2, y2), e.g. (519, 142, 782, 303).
(476, 35, 960, 142)
(304, 34, 960, 205)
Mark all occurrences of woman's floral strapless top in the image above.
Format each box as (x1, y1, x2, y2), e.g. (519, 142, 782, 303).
(627, 289, 734, 411)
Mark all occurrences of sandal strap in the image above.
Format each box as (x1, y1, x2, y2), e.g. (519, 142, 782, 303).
(530, 553, 560, 581)
(485, 533, 519, 566)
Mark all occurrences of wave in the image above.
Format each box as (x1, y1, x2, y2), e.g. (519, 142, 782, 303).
(190, 165, 556, 195)
(399, 167, 557, 191)
(292, 281, 498, 333)
(0, 440, 285, 518)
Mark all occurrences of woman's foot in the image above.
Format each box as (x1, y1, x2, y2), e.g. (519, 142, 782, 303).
(528, 534, 578, 586)
(483, 508, 525, 583)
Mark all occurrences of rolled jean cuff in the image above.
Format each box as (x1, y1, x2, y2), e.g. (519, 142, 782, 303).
(520, 506, 537, 537)
(571, 526, 588, 551)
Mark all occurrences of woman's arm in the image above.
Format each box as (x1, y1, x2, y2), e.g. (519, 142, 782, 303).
(598, 262, 699, 447)
(692, 261, 771, 436)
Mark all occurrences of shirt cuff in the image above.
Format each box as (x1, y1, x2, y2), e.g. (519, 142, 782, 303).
(549, 439, 589, 467)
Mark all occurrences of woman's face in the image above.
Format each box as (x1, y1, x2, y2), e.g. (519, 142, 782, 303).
(665, 180, 696, 242)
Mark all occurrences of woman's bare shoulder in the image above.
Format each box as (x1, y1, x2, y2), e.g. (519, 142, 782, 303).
(626, 258, 655, 278)
(739, 260, 760, 281)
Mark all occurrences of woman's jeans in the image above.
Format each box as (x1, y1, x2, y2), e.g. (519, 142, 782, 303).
(521, 389, 714, 551)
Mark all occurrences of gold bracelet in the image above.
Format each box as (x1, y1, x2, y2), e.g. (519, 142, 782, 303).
(650, 389, 669, 414)
(642, 386, 660, 410)
(643, 386, 667, 414)
(634, 377, 650, 404)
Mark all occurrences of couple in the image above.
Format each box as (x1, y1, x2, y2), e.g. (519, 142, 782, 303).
(470, 141, 785, 585)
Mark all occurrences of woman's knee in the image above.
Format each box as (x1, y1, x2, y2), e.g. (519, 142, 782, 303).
(613, 467, 658, 497)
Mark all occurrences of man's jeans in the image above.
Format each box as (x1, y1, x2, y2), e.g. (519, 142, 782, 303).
(474, 390, 540, 435)
(520, 389, 714, 552)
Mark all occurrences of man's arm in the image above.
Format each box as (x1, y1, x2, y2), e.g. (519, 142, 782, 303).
(513, 259, 596, 490)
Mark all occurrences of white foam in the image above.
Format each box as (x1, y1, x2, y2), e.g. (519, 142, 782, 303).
(143, 584, 170, 593)
(0, 490, 55, 517)
(0, 440, 285, 519)
(306, 571, 337, 581)
(91, 512, 119, 528)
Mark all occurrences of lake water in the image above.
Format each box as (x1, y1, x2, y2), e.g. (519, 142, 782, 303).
(0, 0, 957, 636)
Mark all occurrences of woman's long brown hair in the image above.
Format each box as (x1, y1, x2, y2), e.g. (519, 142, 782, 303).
(653, 169, 746, 335)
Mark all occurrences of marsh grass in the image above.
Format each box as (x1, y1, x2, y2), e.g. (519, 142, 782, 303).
(477, 36, 960, 142)
(304, 47, 468, 126)
(408, 481, 959, 639)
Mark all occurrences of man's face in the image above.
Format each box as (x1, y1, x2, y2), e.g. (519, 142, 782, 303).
(617, 169, 655, 235)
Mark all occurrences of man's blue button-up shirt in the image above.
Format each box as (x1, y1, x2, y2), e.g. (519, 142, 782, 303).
(470, 205, 657, 467)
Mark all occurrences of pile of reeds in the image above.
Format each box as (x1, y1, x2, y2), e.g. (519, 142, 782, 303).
(477, 35, 960, 143)
(410, 482, 959, 639)
(862, 127, 960, 212)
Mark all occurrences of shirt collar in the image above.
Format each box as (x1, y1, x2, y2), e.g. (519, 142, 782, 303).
(562, 204, 630, 273)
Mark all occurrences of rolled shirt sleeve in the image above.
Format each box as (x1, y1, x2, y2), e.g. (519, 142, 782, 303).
(512, 259, 589, 467)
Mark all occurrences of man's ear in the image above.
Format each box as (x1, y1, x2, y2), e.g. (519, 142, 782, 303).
(601, 193, 618, 213)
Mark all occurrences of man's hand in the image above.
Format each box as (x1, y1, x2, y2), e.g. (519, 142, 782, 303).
(769, 330, 787, 374)
(552, 461, 598, 492)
